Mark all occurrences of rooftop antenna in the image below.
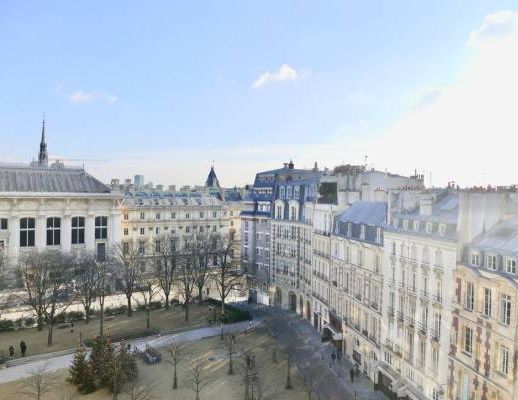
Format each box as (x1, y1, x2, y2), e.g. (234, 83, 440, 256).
(364, 154, 368, 169)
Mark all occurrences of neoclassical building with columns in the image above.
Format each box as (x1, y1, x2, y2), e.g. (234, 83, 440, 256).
(0, 123, 121, 270)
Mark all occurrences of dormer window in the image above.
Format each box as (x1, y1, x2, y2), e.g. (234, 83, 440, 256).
(360, 225, 366, 240)
(506, 257, 516, 274)
(403, 219, 409, 230)
(413, 221, 420, 232)
(280, 186, 285, 199)
(486, 254, 497, 270)
(375, 228, 382, 244)
(471, 252, 480, 266)
(393, 218, 399, 228)
(426, 222, 433, 233)
(293, 186, 300, 199)
(347, 222, 352, 236)
(438, 224, 446, 236)
(286, 186, 292, 199)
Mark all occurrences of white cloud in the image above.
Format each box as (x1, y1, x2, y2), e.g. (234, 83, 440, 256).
(252, 64, 301, 89)
(370, 10, 518, 187)
(467, 10, 518, 47)
(69, 90, 118, 104)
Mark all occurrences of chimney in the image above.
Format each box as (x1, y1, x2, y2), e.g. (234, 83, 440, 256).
(419, 194, 433, 216)
(288, 160, 294, 169)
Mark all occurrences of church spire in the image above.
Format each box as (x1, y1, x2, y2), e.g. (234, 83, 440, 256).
(38, 114, 48, 167)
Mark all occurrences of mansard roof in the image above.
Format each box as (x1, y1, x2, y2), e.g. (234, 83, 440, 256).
(0, 164, 111, 193)
(470, 217, 518, 257)
(336, 201, 387, 226)
(205, 166, 220, 188)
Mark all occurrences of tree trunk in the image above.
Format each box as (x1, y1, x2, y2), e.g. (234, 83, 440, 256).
(127, 296, 133, 317)
(47, 322, 54, 346)
(99, 303, 105, 337)
(221, 291, 226, 316)
(198, 285, 203, 301)
(184, 302, 189, 322)
(286, 354, 292, 389)
(173, 365, 178, 389)
(164, 292, 170, 310)
(85, 305, 91, 324)
(37, 313, 43, 331)
(146, 306, 150, 329)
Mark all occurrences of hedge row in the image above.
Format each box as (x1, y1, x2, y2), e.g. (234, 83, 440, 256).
(205, 298, 251, 324)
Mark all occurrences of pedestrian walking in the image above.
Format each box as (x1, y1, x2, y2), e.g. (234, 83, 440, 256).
(349, 368, 355, 383)
(337, 350, 342, 364)
(331, 351, 336, 364)
(355, 364, 360, 378)
(20, 341, 27, 357)
(8, 345, 14, 358)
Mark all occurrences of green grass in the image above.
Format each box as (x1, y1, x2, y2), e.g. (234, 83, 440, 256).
(0, 304, 211, 360)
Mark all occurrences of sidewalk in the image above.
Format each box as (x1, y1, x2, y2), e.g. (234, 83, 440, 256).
(0, 319, 258, 385)
(242, 303, 387, 400)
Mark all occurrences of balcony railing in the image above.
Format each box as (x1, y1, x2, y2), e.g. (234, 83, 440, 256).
(397, 311, 405, 322)
(430, 329, 440, 341)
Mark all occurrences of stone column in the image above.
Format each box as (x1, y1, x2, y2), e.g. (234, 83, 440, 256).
(36, 214, 46, 251)
(85, 214, 95, 253)
(61, 214, 72, 253)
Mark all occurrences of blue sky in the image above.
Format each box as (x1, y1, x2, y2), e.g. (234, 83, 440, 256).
(1, 1, 518, 186)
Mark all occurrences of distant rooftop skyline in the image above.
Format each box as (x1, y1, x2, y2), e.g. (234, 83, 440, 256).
(1, 2, 518, 187)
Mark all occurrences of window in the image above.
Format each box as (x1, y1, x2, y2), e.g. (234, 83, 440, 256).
(486, 254, 497, 270)
(199, 212, 204, 218)
(499, 345, 509, 375)
(95, 217, 108, 239)
(212, 211, 216, 218)
(286, 186, 292, 199)
(347, 223, 352, 236)
(426, 222, 432, 233)
(438, 223, 446, 236)
(138, 241, 145, 255)
(413, 220, 419, 231)
(464, 326, 473, 354)
(276, 206, 282, 219)
(123, 213, 129, 221)
(465, 282, 474, 311)
(500, 294, 511, 325)
(122, 242, 129, 255)
(0, 218, 7, 230)
(434, 250, 443, 267)
(155, 227, 160, 235)
(186, 226, 190, 233)
(20, 217, 35, 247)
(483, 288, 492, 317)
(360, 225, 366, 240)
(72, 217, 85, 244)
(294, 186, 300, 199)
(393, 218, 399, 228)
(140, 212, 145, 220)
(279, 186, 285, 199)
(212, 225, 217, 233)
(230, 210, 234, 217)
(185, 213, 190, 219)
(290, 206, 296, 220)
(123, 228, 129, 236)
(155, 240, 161, 253)
(140, 227, 145, 235)
(506, 258, 516, 274)
(46, 217, 61, 246)
(171, 212, 176, 219)
(155, 213, 160, 220)
(471, 252, 479, 266)
(422, 247, 429, 264)
(376, 228, 382, 244)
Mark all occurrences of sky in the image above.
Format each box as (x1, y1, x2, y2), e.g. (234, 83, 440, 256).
(1, 1, 518, 188)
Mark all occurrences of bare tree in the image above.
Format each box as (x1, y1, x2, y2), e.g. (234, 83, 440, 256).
(18, 250, 75, 345)
(22, 363, 54, 400)
(122, 383, 153, 400)
(166, 343, 182, 389)
(96, 259, 112, 337)
(193, 233, 213, 301)
(239, 352, 259, 400)
(133, 276, 159, 329)
(211, 232, 242, 316)
(174, 236, 197, 321)
(189, 361, 206, 400)
(74, 252, 99, 324)
(224, 334, 236, 375)
(115, 240, 144, 317)
(153, 234, 178, 310)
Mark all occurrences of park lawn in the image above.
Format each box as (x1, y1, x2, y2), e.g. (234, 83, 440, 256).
(0, 328, 307, 400)
(0, 304, 211, 360)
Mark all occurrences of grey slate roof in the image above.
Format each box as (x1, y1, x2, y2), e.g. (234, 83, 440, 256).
(336, 201, 387, 226)
(471, 217, 518, 257)
(0, 165, 111, 193)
